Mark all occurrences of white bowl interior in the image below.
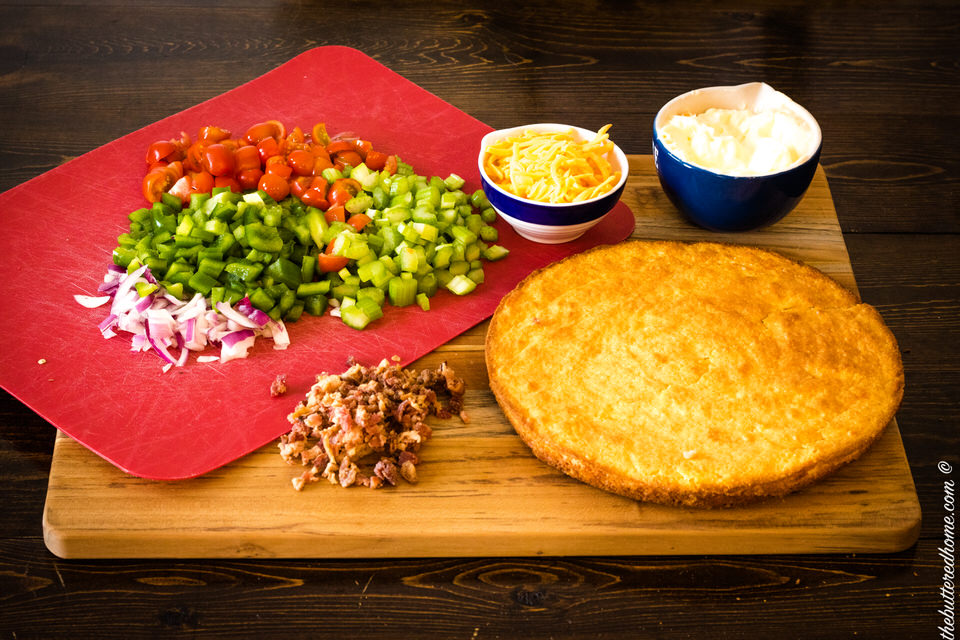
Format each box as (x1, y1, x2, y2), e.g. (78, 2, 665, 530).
(653, 82, 822, 168)
(478, 123, 629, 207)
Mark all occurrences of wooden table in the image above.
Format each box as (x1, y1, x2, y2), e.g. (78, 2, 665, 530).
(1, 1, 956, 637)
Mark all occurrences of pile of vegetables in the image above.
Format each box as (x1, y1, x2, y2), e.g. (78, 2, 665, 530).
(140, 120, 398, 208)
(80, 120, 508, 368)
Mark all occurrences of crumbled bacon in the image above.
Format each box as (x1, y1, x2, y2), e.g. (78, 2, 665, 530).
(270, 374, 288, 398)
(279, 357, 466, 490)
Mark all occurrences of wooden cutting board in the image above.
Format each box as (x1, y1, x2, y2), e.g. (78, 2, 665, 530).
(42, 157, 921, 558)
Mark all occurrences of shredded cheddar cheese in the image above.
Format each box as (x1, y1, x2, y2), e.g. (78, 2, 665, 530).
(483, 125, 621, 204)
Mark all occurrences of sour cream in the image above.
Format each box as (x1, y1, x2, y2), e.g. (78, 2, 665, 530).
(659, 106, 818, 176)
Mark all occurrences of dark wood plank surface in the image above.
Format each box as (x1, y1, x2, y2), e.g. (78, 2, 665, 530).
(1, 1, 957, 638)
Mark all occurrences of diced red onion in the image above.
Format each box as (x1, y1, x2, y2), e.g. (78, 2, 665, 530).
(266, 319, 290, 350)
(236, 297, 270, 327)
(221, 328, 255, 347)
(98, 313, 118, 335)
(182, 317, 196, 343)
(74, 294, 112, 308)
(220, 329, 256, 363)
(110, 265, 148, 315)
(249, 309, 270, 327)
(79, 263, 295, 370)
(144, 320, 176, 365)
(175, 334, 189, 367)
(215, 301, 260, 329)
(134, 294, 154, 313)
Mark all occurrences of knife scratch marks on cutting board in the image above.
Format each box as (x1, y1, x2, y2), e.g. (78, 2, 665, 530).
(199, 360, 230, 379)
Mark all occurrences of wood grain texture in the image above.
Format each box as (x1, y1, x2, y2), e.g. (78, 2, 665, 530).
(1, 2, 957, 235)
(40, 158, 920, 559)
(2, 0, 957, 637)
(0, 535, 939, 639)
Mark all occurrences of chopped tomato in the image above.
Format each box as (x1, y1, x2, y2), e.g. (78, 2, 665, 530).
(218, 138, 240, 154)
(234, 145, 260, 172)
(140, 120, 396, 208)
(257, 137, 281, 164)
(300, 187, 329, 209)
(363, 150, 388, 171)
(325, 140, 356, 156)
(347, 213, 372, 231)
(327, 178, 362, 208)
(324, 204, 346, 223)
(384, 154, 398, 175)
(288, 175, 313, 200)
(190, 170, 215, 194)
(317, 254, 349, 273)
(317, 241, 349, 272)
(167, 175, 193, 205)
(245, 120, 286, 145)
(355, 139, 373, 157)
(198, 126, 231, 144)
(264, 154, 286, 169)
(173, 131, 192, 153)
(265, 160, 293, 180)
(258, 172, 290, 201)
(146, 160, 170, 174)
(202, 143, 235, 177)
(214, 175, 241, 192)
(165, 160, 184, 180)
(142, 169, 174, 203)
(141, 161, 185, 202)
(286, 149, 315, 176)
(145, 140, 179, 165)
(311, 123, 330, 146)
(332, 150, 364, 170)
(184, 142, 206, 172)
(236, 168, 263, 191)
(293, 175, 328, 202)
(312, 153, 334, 175)
(282, 126, 306, 153)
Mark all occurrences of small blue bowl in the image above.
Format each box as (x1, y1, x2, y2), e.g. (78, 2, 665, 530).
(653, 83, 821, 232)
(478, 124, 628, 243)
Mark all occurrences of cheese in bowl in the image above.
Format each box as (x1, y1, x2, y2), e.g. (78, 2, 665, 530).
(478, 123, 628, 244)
(482, 125, 621, 203)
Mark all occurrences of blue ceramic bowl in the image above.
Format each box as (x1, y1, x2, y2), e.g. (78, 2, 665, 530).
(653, 83, 822, 232)
(478, 124, 628, 243)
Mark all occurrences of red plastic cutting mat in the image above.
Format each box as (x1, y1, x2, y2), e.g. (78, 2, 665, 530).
(0, 46, 634, 480)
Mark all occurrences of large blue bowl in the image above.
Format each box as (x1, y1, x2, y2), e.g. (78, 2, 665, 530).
(478, 124, 628, 243)
(653, 83, 822, 232)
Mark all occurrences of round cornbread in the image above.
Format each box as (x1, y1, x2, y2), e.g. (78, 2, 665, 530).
(485, 240, 904, 507)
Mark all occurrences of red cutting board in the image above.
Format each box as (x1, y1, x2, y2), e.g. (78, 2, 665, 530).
(0, 46, 633, 480)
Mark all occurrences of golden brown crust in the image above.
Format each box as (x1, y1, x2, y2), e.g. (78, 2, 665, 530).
(485, 240, 904, 508)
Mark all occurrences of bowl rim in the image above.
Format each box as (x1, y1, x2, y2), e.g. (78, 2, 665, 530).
(653, 82, 822, 179)
(477, 123, 629, 208)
